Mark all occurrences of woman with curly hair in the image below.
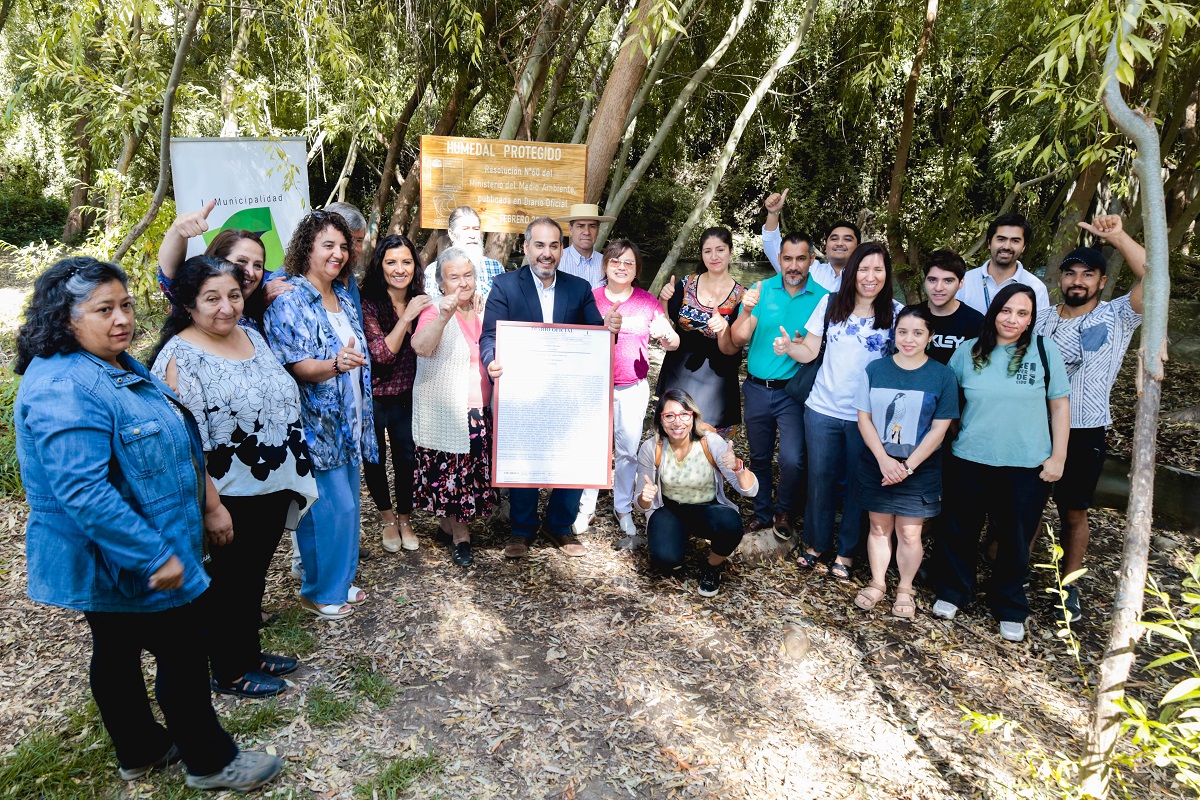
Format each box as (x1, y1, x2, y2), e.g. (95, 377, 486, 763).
(359, 234, 433, 552)
(263, 211, 378, 620)
(150, 256, 317, 697)
(14, 256, 282, 790)
(931, 283, 1070, 642)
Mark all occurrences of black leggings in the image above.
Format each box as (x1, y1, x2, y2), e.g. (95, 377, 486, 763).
(85, 600, 237, 776)
(363, 393, 416, 514)
(647, 499, 744, 571)
(206, 491, 291, 683)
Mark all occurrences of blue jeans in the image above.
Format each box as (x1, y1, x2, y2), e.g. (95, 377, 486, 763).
(296, 461, 361, 606)
(743, 379, 805, 524)
(647, 499, 744, 571)
(803, 409, 867, 558)
(509, 487, 583, 539)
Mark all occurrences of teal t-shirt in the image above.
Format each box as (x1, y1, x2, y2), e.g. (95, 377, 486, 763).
(743, 275, 828, 380)
(949, 336, 1070, 468)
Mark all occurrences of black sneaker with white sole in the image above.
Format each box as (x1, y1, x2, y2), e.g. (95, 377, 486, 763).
(119, 743, 181, 781)
(1054, 584, 1082, 624)
(697, 564, 723, 597)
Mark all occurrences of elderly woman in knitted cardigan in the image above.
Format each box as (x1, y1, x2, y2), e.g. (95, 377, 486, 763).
(410, 248, 498, 567)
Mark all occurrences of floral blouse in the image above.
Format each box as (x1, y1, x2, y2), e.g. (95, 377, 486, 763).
(263, 274, 378, 470)
(151, 329, 318, 512)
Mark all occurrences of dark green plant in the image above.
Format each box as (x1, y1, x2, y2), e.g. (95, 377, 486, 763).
(0, 167, 67, 247)
(0, 369, 23, 497)
(353, 755, 441, 800)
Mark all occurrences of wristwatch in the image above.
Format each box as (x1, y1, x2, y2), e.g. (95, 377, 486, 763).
(901, 461, 914, 476)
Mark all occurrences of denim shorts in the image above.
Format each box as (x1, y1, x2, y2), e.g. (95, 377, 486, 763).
(857, 454, 942, 519)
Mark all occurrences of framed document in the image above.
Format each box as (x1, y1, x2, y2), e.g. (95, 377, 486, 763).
(491, 322, 614, 488)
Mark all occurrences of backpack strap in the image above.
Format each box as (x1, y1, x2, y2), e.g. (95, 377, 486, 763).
(1036, 335, 1050, 392)
(699, 436, 717, 469)
(654, 436, 662, 468)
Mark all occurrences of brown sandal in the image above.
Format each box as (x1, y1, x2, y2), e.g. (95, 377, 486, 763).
(854, 583, 886, 611)
(892, 589, 916, 618)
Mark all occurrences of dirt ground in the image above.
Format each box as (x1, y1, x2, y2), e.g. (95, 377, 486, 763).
(0, 261, 1197, 798)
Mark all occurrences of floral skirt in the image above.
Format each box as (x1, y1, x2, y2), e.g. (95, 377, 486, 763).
(414, 407, 498, 523)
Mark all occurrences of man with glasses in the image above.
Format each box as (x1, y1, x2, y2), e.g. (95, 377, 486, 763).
(730, 232, 828, 542)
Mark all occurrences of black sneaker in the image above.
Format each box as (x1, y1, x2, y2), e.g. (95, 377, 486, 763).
(697, 564, 723, 597)
(1055, 584, 1082, 624)
(452, 541, 474, 567)
(119, 743, 181, 780)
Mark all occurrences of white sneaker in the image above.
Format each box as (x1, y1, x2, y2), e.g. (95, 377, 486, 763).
(999, 621, 1026, 642)
(571, 512, 594, 535)
(616, 513, 637, 537)
(931, 600, 958, 620)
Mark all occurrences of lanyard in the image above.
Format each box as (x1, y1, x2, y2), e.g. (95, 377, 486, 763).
(982, 271, 993, 309)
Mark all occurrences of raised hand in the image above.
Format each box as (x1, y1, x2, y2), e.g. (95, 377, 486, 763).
(1077, 214, 1123, 241)
(639, 475, 658, 507)
(171, 198, 217, 239)
(742, 281, 761, 313)
(658, 280, 676, 303)
(603, 300, 624, 334)
(719, 443, 738, 471)
(764, 188, 789, 215)
(438, 292, 459, 317)
(773, 325, 798, 356)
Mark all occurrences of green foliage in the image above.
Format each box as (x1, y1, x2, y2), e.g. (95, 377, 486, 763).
(0, 168, 67, 247)
(0, 369, 23, 497)
(353, 755, 442, 800)
(304, 684, 357, 727)
(1119, 558, 1200, 795)
(221, 698, 297, 738)
(0, 702, 120, 800)
(260, 607, 320, 658)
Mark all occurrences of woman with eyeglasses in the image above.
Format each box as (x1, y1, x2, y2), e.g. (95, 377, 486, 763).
(634, 389, 757, 597)
(931, 283, 1069, 642)
(573, 240, 679, 539)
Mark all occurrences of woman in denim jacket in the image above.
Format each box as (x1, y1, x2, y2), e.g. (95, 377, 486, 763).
(264, 212, 378, 619)
(14, 257, 281, 792)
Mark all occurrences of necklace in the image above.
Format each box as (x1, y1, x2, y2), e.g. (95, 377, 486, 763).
(697, 273, 732, 307)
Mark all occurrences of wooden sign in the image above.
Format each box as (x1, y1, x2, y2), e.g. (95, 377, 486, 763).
(419, 135, 587, 234)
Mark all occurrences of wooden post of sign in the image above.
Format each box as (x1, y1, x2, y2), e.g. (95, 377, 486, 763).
(419, 136, 588, 234)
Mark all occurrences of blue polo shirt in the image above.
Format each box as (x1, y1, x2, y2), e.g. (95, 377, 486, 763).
(743, 275, 828, 380)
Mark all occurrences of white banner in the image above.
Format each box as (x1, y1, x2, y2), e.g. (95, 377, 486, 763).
(169, 137, 310, 272)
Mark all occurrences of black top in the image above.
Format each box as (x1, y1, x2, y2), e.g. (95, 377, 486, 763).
(922, 301, 985, 365)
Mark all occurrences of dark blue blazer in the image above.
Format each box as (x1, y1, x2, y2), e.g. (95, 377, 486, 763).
(480, 266, 603, 369)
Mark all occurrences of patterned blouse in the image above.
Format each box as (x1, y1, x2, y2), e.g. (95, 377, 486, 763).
(150, 329, 318, 511)
(263, 274, 378, 470)
(362, 297, 419, 396)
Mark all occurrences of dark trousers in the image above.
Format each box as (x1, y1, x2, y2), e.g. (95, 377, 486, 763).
(510, 487, 582, 539)
(933, 457, 1051, 622)
(207, 491, 291, 683)
(743, 379, 805, 523)
(803, 410, 868, 558)
(363, 393, 416, 514)
(85, 600, 237, 776)
(647, 499, 744, 571)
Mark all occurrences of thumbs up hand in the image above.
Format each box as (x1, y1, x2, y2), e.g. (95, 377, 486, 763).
(335, 335, 366, 373)
(603, 300, 624, 334)
(171, 198, 217, 239)
(639, 475, 658, 508)
(764, 188, 788, 215)
(742, 281, 761, 313)
(706, 312, 728, 337)
(773, 325, 793, 356)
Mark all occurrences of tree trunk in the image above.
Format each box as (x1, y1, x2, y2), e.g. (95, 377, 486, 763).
(62, 116, 95, 246)
(600, 0, 756, 232)
(1167, 173, 1200, 251)
(647, 0, 818, 293)
(219, 2, 256, 137)
(324, 133, 359, 207)
(1079, 3, 1171, 796)
(112, 1, 204, 261)
(364, 62, 433, 254)
(571, 0, 637, 145)
(583, 0, 662, 203)
(499, 0, 569, 141)
(535, 0, 601, 141)
(886, 0, 939, 272)
(387, 65, 472, 236)
(0, 0, 15, 40)
(1044, 159, 1105, 290)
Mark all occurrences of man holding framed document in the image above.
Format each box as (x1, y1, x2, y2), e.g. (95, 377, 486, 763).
(481, 217, 624, 558)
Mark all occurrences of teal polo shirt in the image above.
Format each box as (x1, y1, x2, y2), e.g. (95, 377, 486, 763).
(743, 275, 829, 380)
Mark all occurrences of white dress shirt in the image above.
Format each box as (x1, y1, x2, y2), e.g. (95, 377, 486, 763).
(761, 226, 840, 291)
(536, 272, 557, 322)
(559, 245, 605, 289)
(956, 261, 1051, 316)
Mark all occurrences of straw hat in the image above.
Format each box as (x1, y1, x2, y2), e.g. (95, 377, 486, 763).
(556, 203, 616, 223)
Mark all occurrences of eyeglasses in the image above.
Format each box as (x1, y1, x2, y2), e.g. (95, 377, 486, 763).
(608, 258, 637, 268)
(661, 411, 693, 423)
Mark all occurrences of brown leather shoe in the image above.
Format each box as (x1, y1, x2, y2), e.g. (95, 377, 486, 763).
(503, 535, 530, 558)
(545, 531, 586, 557)
(746, 518, 772, 534)
(772, 514, 793, 541)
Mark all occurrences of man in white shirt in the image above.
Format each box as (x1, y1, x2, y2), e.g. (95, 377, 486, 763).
(423, 206, 506, 301)
(955, 213, 1050, 315)
(1034, 216, 1145, 624)
(760, 189, 858, 292)
(556, 203, 616, 289)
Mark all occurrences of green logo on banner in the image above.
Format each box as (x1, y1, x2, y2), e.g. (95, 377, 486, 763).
(203, 206, 285, 272)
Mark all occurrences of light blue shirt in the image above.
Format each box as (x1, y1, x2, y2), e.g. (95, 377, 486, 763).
(559, 245, 605, 289)
(956, 261, 1050, 316)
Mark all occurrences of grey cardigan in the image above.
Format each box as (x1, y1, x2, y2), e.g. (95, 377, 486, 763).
(634, 431, 758, 520)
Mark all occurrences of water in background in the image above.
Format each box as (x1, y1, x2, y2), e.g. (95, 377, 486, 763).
(640, 258, 777, 290)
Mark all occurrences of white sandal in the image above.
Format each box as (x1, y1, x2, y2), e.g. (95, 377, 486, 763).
(347, 586, 367, 604)
(398, 520, 420, 551)
(380, 520, 401, 553)
(297, 595, 353, 620)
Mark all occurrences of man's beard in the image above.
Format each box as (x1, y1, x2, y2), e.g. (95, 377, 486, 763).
(461, 242, 485, 268)
(1063, 289, 1096, 307)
